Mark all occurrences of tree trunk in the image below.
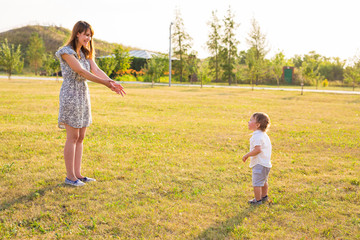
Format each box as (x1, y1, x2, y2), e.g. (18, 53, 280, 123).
(215, 51, 218, 82)
(180, 53, 183, 82)
(228, 52, 231, 85)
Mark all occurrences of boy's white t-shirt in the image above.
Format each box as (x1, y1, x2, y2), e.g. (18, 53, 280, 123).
(249, 130, 272, 168)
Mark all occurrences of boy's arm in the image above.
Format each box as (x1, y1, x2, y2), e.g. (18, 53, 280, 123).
(242, 145, 261, 162)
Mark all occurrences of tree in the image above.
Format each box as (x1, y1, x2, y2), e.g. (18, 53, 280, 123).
(50, 57, 60, 80)
(344, 66, 360, 90)
(270, 51, 288, 86)
(42, 53, 54, 76)
(172, 8, 193, 82)
(41, 53, 61, 80)
(186, 51, 199, 84)
(318, 57, 345, 81)
(221, 6, 239, 85)
(113, 46, 132, 77)
(246, 18, 268, 86)
(301, 51, 323, 87)
(344, 55, 360, 90)
(207, 10, 222, 82)
(143, 54, 168, 87)
(26, 33, 45, 75)
(245, 47, 257, 89)
(96, 56, 117, 76)
(198, 59, 211, 88)
(292, 54, 303, 68)
(0, 39, 23, 79)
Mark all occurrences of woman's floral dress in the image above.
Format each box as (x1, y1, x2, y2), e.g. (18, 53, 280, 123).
(55, 45, 92, 129)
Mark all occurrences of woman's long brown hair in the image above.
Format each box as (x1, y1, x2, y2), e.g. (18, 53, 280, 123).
(66, 21, 95, 59)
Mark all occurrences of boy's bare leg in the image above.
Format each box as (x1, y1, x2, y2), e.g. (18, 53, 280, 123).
(261, 182, 268, 198)
(254, 187, 262, 201)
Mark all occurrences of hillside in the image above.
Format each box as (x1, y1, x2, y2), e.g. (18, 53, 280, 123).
(0, 25, 126, 56)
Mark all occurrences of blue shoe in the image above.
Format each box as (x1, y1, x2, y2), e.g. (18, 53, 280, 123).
(65, 178, 85, 187)
(248, 198, 262, 205)
(262, 195, 269, 202)
(78, 177, 96, 183)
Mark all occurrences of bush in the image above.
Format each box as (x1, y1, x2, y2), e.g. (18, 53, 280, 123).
(115, 74, 137, 82)
(137, 76, 144, 82)
(322, 79, 329, 87)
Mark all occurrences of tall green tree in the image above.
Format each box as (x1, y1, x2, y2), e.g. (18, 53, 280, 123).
(301, 51, 323, 87)
(50, 57, 60, 80)
(198, 59, 211, 88)
(245, 47, 257, 89)
(207, 10, 222, 82)
(172, 8, 193, 82)
(187, 51, 199, 84)
(344, 66, 360, 90)
(113, 46, 132, 76)
(270, 50, 289, 86)
(42, 53, 60, 79)
(318, 57, 345, 81)
(0, 39, 24, 79)
(42, 53, 54, 76)
(344, 55, 360, 90)
(221, 6, 239, 85)
(96, 56, 117, 76)
(143, 54, 169, 87)
(246, 18, 268, 86)
(26, 33, 45, 75)
(292, 54, 303, 68)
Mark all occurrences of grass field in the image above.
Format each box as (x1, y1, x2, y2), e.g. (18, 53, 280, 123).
(0, 79, 359, 239)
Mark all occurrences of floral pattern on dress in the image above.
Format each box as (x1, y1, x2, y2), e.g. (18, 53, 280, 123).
(55, 45, 92, 129)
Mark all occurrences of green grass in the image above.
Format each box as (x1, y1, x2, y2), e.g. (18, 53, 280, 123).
(0, 79, 359, 239)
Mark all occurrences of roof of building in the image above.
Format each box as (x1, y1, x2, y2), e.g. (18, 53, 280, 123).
(98, 49, 177, 60)
(129, 50, 159, 59)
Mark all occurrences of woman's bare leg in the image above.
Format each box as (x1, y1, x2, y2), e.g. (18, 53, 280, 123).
(75, 127, 87, 179)
(64, 124, 80, 181)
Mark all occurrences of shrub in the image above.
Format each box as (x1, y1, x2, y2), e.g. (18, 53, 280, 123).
(115, 74, 136, 82)
(322, 79, 329, 87)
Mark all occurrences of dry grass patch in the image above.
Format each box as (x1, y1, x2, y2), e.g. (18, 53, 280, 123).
(0, 79, 359, 239)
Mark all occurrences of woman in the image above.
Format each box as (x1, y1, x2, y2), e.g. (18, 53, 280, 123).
(56, 21, 126, 186)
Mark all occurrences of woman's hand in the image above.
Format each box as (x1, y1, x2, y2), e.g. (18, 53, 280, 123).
(107, 80, 126, 96)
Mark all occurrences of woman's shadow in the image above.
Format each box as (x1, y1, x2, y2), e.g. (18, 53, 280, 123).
(195, 206, 255, 240)
(0, 183, 66, 211)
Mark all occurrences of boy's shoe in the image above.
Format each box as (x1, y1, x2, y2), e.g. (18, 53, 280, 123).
(261, 195, 269, 202)
(248, 198, 262, 205)
(78, 177, 96, 183)
(65, 178, 85, 187)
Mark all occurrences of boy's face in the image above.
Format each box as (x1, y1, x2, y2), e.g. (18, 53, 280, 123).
(248, 116, 260, 131)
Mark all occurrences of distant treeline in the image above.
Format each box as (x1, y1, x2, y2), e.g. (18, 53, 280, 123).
(0, 21, 359, 89)
(168, 8, 360, 89)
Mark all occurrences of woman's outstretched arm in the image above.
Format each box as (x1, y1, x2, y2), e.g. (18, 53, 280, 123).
(61, 54, 125, 95)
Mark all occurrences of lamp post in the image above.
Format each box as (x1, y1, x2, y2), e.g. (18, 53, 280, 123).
(169, 22, 173, 87)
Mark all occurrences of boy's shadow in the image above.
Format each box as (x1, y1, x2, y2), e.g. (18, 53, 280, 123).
(0, 183, 65, 211)
(195, 207, 255, 240)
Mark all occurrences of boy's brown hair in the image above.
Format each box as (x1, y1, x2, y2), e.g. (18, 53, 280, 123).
(252, 112, 270, 132)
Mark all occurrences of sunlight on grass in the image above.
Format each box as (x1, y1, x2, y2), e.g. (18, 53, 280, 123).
(0, 79, 359, 239)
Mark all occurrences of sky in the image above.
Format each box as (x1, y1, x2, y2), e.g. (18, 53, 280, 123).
(1, 0, 360, 62)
